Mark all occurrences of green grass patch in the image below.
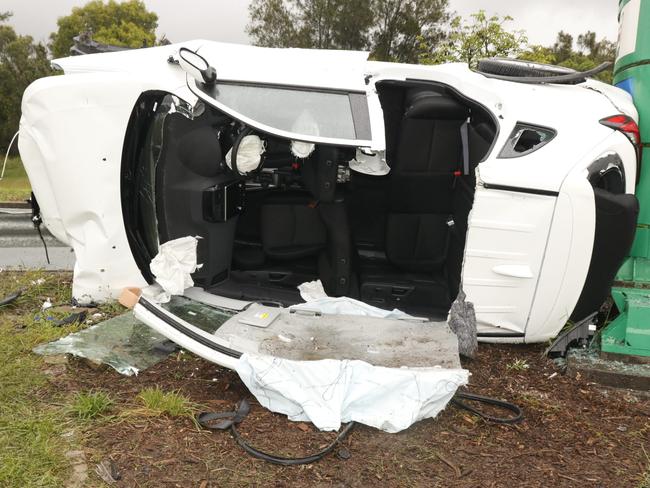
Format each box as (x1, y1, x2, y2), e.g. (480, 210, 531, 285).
(0, 156, 31, 202)
(0, 271, 80, 487)
(136, 386, 194, 418)
(69, 390, 113, 420)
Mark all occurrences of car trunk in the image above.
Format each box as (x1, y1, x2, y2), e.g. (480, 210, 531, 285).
(122, 80, 497, 321)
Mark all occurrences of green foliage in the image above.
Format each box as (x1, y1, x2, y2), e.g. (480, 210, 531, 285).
(247, 0, 449, 62)
(248, 0, 374, 50)
(371, 0, 449, 62)
(0, 13, 53, 155)
(49, 0, 158, 58)
(520, 30, 615, 83)
(69, 390, 113, 420)
(137, 387, 193, 417)
(421, 10, 527, 69)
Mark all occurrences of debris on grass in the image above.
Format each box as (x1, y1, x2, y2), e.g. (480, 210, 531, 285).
(506, 359, 530, 371)
(34, 312, 175, 376)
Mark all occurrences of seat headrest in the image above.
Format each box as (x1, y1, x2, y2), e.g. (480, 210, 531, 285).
(404, 91, 469, 121)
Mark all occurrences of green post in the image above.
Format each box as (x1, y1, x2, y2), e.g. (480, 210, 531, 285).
(602, 0, 650, 358)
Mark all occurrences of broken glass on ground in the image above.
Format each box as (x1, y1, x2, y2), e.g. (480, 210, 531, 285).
(34, 296, 233, 376)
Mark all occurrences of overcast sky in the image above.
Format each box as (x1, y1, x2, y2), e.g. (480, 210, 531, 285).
(1, 0, 619, 48)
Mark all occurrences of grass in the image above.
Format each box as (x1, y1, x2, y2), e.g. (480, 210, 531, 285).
(506, 359, 530, 371)
(0, 270, 125, 487)
(0, 271, 76, 487)
(0, 156, 31, 202)
(69, 391, 113, 420)
(136, 386, 194, 418)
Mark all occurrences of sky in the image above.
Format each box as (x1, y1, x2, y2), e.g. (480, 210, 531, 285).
(0, 0, 620, 48)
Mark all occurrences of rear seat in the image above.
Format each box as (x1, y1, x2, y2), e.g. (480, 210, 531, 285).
(358, 89, 470, 314)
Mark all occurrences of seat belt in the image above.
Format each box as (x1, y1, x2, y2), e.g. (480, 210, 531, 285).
(460, 117, 470, 176)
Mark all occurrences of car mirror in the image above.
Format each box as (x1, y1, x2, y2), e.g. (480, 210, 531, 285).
(178, 47, 217, 86)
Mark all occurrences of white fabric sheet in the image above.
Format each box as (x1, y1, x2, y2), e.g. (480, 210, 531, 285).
(236, 353, 469, 433)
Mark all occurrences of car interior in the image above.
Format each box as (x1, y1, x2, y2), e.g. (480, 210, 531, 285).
(123, 80, 498, 319)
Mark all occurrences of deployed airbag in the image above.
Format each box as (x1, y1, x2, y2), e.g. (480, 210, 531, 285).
(236, 353, 468, 433)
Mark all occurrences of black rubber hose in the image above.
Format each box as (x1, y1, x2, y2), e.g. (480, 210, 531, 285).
(452, 391, 524, 424)
(230, 421, 355, 466)
(0, 290, 22, 307)
(479, 61, 611, 85)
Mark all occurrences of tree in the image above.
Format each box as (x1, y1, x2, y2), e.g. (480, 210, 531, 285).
(371, 0, 449, 63)
(421, 11, 527, 68)
(247, 0, 301, 48)
(247, 0, 449, 62)
(248, 0, 374, 50)
(0, 13, 53, 153)
(49, 0, 158, 58)
(520, 31, 615, 83)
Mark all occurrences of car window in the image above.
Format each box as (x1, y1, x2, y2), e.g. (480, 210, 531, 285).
(197, 82, 371, 143)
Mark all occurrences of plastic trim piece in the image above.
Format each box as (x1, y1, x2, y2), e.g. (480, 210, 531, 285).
(481, 183, 559, 197)
(134, 298, 242, 359)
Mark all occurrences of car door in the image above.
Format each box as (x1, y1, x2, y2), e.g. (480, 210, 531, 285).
(178, 43, 385, 151)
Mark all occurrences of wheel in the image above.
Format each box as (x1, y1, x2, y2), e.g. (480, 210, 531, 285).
(477, 57, 577, 78)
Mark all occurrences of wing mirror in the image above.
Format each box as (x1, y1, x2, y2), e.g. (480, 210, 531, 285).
(178, 47, 217, 86)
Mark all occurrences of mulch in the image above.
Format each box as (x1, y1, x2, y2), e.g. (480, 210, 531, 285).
(45, 343, 650, 487)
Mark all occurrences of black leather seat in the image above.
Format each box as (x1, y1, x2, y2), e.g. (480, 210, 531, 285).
(385, 90, 470, 273)
(232, 147, 353, 297)
(358, 89, 471, 315)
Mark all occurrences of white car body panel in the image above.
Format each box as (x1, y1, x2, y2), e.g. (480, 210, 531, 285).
(19, 41, 639, 342)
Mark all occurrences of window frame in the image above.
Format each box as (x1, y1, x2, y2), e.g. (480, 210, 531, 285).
(188, 78, 374, 147)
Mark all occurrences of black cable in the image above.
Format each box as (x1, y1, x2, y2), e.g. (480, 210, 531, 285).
(452, 391, 523, 424)
(230, 421, 355, 466)
(35, 223, 50, 265)
(198, 391, 522, 465)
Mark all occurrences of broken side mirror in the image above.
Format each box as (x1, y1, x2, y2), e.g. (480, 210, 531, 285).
(178, 47, 217, 86)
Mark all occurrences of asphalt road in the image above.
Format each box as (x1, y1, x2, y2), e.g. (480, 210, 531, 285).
(0, 207, 75, 270)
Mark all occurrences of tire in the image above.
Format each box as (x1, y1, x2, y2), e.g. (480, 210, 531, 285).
(477, 57, 577, 78)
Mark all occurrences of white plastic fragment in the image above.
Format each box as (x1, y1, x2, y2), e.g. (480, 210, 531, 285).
(42, 298, 52, 310)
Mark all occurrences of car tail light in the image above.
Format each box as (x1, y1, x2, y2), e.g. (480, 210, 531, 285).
(600, 115, 642, 182)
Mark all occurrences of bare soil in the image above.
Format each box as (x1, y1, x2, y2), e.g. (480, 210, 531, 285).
(47, 342, 650, 487)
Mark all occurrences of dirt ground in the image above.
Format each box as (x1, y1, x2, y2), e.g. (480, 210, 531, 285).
(45, 338, 650, 487)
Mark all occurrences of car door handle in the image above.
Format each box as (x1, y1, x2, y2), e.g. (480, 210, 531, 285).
(492, 265, 534, 279)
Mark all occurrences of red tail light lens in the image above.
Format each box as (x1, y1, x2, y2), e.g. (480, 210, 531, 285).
(600, 114, 640, 145)
(600, 114, 641, 182)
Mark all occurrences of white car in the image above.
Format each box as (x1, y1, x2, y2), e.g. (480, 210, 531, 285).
(19, 41, 640, 350)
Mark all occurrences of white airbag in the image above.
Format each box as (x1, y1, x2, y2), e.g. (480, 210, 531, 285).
(147, 236, 201, 302)
(236, 353, 469, 433)
(225, 135, 265, 174)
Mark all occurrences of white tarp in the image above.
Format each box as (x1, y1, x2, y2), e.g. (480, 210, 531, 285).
(236, 353, 469, 433)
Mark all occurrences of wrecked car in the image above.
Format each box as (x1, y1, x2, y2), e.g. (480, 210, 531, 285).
(19, 41, 640, 350)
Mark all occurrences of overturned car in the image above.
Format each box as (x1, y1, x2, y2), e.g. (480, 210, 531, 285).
(19, 41, 639, 349)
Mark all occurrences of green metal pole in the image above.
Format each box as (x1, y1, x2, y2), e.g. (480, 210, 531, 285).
(602, 0, 650, 358)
